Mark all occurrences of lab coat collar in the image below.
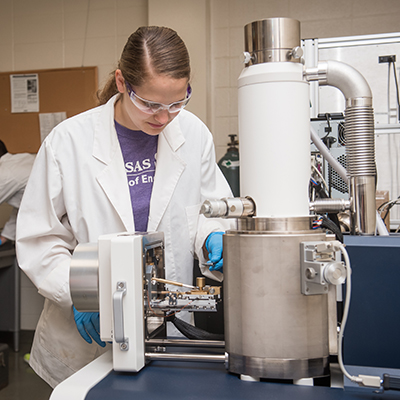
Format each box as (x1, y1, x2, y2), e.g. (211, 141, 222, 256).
(93, 95, 134, 231)
(93, 95, 120, 165)
(148, 114, 186, 231)
(161, 113, 186, 152)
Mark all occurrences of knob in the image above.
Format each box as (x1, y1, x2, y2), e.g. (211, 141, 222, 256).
(305, 267, 316, 280)
(290, 46, 303, 59)
(243, 52, 253, 64)
(323, 262, 346, 285)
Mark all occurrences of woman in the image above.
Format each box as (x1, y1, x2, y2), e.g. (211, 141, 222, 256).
(16, 26, 233, 388)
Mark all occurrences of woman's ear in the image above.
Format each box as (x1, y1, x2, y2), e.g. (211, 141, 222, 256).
(115, 69, 126, 93)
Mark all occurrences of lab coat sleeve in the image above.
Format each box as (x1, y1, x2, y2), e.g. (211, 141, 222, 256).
(1, 207, 17, 240)
(194, 126, 236, 282)
(16, 140, 77, 310)
(0, 165, 23, 205)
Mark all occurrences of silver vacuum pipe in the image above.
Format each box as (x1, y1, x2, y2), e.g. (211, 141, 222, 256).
(145, 352, 226, 363)
(310, 125, 348, 182)
(146, 339, 225, 348)
(310, 198, 351, 213)
(305, 61, 376, 234)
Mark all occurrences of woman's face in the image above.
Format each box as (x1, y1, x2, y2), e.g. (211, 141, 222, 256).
(114, 69, 189, 136)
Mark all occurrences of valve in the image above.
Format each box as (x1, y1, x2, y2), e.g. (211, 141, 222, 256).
(200, 197, 255, 219)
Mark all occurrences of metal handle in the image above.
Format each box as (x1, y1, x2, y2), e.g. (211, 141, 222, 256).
(113, 281, 129, 351)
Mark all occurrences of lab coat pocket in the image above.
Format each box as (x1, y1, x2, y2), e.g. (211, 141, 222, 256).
(39, 299, 98, 370)
(185, 204, 201, 255)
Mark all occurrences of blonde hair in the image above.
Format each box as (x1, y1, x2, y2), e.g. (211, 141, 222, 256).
(97, 26, 191, 105)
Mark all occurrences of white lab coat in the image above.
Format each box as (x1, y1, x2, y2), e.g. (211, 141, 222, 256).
(16, 95, 234, 388)
(0, 152, 35, 240)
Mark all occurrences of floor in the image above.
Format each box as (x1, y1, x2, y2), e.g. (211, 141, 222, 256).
(0, 331, 53, 400)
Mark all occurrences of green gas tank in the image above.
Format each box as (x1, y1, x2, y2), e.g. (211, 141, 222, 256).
(218, 134, 240, 197)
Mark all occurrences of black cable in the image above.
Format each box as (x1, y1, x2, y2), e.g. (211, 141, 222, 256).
(166, 314, 224, 341)
(322, 113, 332, 140)
(392, 61, 400, 123)
(322, 114, 334, 197)
(383, 199, 400, 222)
(378, 195, 400, 222)
(313, 180, 330, 200)
(327, 212, 340, 229)
(319, 215, 344, 243)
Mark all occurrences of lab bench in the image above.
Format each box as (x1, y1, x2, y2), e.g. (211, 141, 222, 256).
(50, 350, 400, 400)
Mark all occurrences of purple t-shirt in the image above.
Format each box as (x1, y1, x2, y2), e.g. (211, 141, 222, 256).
(115, 121, 158, 232)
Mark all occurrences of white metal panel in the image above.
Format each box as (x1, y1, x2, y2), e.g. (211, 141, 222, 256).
(110, 234, 145, 372)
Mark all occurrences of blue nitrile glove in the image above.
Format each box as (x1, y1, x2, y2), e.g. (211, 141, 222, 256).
(205, 231, 224, 272)
(72, 306, 106, 347)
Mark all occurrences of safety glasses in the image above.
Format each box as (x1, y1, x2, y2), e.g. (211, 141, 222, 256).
(125, 81, 192, 114)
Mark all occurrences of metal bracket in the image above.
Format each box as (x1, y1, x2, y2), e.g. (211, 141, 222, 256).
(300, 241, 346, 295)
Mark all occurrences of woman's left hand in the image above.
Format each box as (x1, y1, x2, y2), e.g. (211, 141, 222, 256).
(205, 231, 224, 272)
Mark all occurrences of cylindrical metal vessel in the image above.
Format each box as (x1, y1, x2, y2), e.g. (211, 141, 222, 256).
(227, 18, 330, 380)
(244, 18, 301, 64)
(239, 19, 310, 218)
(70, 242, 99, 312)
(224, 223, 329, 379)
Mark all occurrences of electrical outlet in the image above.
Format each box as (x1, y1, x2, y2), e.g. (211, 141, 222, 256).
(379, 55, 396, 63)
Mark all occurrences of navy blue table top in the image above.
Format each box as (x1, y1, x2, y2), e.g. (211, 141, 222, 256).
(85, 359, 400, 400)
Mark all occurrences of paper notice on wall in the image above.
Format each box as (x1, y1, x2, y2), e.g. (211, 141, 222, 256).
(10, 74, 39, 113)
(39, 112, 67, 142)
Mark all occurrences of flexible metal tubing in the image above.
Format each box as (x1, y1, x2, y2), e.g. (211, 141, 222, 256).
(345, 105, 376, 177)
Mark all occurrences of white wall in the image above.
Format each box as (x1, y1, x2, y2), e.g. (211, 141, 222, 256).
(148, 0, 209, 125)
(0, 0, 148, 89)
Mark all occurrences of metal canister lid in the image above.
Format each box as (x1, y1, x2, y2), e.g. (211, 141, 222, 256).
(244, 18, 301, 64)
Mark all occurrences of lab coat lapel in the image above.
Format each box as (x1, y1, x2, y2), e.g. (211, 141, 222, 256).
(148, 118, 186, 231)
(92, 96, 134, 232)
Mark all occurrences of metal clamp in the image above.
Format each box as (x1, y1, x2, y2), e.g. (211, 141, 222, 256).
(300, 241, 346, 295)
(113, 281, 129, 351)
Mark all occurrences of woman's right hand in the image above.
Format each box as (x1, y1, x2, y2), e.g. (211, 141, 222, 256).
(72, 306, 106, 347)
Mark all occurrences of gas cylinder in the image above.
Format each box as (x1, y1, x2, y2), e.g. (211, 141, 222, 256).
(218, 134, 240, 197)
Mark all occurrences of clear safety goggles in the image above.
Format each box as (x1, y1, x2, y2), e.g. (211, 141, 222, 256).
(125, 81, 192, 114)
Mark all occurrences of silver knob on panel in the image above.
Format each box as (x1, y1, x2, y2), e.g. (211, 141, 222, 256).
(305, 267, 316, 280)
(290, 46, 303, 59)
(323, 262, 346, 285)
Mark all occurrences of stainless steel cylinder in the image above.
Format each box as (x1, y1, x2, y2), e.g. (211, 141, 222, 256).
(224, 226, 329, 380)
(244, 18, 302, 64)
(237, 216, 312, 232)
(350, 175, 377, 234)
(70, 242, 99, 312)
